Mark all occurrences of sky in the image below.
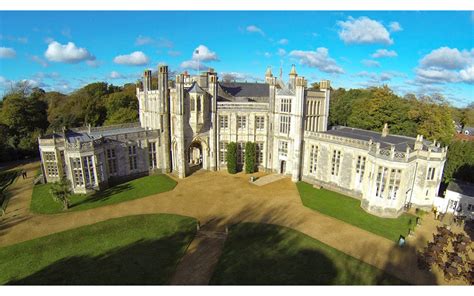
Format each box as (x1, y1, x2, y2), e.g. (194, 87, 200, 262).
(0, 11, 473, 107)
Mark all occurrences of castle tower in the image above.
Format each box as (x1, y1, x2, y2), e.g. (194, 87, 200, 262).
(291, 76, 307, 182)
(158, 65, 171, 172)
(208, 71, 218, 171)
(265, 66, 273, 84)
(172, 74, 187, 178)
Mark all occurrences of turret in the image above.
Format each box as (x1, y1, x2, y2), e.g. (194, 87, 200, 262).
(289, 64, 297, 90)
(414, 134, 424, 151)
(381, 123, 389, 137)
(265, 66, 273, 84)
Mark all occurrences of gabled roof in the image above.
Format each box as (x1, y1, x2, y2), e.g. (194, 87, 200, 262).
(277, 87, 295, 96)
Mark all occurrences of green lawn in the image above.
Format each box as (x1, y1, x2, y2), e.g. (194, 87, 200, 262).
(0, 214, 196, 285)
(210, 223, 406, 285)
(31, 174, 177, 214)
(297, 182, 416, 242)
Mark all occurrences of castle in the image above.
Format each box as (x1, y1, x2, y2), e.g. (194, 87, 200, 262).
(38, 65, 447, 218)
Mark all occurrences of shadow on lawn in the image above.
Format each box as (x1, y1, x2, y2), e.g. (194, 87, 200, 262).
(7, 231, 193, 285)
(70, 183, 133, 209)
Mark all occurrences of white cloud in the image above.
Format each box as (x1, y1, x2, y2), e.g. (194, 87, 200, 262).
(420, 47, 473, 70)
(220, 72, 262, 82)
(337, 16, 393, 45)
(371, 49, 397, 58)
(135, 35, 173, 48)
(44, 41, 95, 64)
(180, 60, 208, 71)
(31, 55, 49, 67)
(289, 48, 344, 74)
(246, 25, 264, 36)
(168, 50, 181, 57)
(113, 51, 149, 66)
(361, 59, 381, 68)
(0, 34, 28, 44)
(460, 66, 474, 84)
(0, 47, 16, 58)
(86, 60, 102, 67)
(389, 22, 403, 32)
(0, 76, 11, 88)
(278, 38, 289, 45)
(415, 47, 474, 84)
(277, 48, 286, 57)
(192, 45, 219, 62)
(109, 71, 124, 79)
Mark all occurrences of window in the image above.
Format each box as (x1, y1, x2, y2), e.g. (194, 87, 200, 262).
(375, 166, 388, 198)
(237, 116, 247, 129)
(190, 98, 195, 111)
(43, 152, 58, 177)
(237, 142, 245, 164)
(280, 98, 292, 113)
(278, 141, 288, 157)
(149, 142, 157, 168)
(309, 145, 319, 175)
(255, 116, 265, 130)
(219, 141, 228, 164)
(279, 115, 291, 134)
(467, 204, 474, 211)
(106, 148, 117, 175)
(388, 169, 402, 200)
(331, 150, 341, 176)
(356, 156, 366, 183)
(128, 145, 138, 171)
(71, 157, 83, 186)
(256, 142, 264, 164)
(82, 155, 95, 187)
(427, 167, 436, 180)
(197, 96, 201, 112)
(219, 115, 229, 129)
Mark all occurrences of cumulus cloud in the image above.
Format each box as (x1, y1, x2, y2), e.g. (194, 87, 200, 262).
(337, 16, 393, 45)
(361, 59, 381, 68)
(278, 38, 289, 45)
(135, 35, 173, 48)
(355, 71, 406, 85)
(289, 48, 344, 74)
(192, 45, 219, 62)
(371, 49, 397, 58)
(415, 47, 474, 84)
(113, 51, 149, 66)
(389, 22, 403, 32)
(0, 47, 16, 58)
(220, 72, 262, 83)
(181, 45, 219, 70)
(246, 25, 264, 36)
(44, 41, 95, 64)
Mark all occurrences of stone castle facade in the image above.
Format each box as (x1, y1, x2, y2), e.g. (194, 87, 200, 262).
(38, 64, 447, 218)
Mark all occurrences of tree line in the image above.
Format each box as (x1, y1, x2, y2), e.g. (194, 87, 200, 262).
(0, 81, 138, 162)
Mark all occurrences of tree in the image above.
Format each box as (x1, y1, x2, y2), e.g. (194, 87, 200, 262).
(50, 178, 73, 210)
(244, 142, 256, 174)
(442, 140, 474, 183)
(226, 142, 238, 174)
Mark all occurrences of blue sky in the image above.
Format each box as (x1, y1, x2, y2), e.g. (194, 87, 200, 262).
(0, 11, 472, 106)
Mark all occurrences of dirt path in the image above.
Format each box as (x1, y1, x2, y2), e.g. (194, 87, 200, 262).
(170, 221, 227, 285)
(0, 166, 452, 284)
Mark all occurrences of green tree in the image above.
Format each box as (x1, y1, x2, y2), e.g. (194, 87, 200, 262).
(226, 142, 238, 174)
(50, 178, 73, 210)
(244, 142, 256, 174)
(442, 140, 474, 183)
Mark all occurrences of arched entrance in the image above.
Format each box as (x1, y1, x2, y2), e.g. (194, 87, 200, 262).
(188, 141, 203, 174)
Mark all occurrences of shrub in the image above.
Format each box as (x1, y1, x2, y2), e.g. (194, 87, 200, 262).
(245, 142, 256, 174)
(226, 142, 238, 174)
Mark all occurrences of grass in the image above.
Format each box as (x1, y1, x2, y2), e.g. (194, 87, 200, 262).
(30, 174, 177, 214)
(296, 182, 416, 242)
(0, 214, 197, 285)
(210, 223, 406, 285)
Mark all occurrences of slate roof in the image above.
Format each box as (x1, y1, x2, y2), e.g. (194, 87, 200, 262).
(219, 82, 269, 98)
(323, 126, 437, 152)
(187, 82, 207, 94)
(63, 126, 145, 143)
(447, 180, 474, 197)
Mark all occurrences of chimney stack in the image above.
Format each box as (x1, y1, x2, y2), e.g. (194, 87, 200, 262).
(381, 123, 389, 137)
